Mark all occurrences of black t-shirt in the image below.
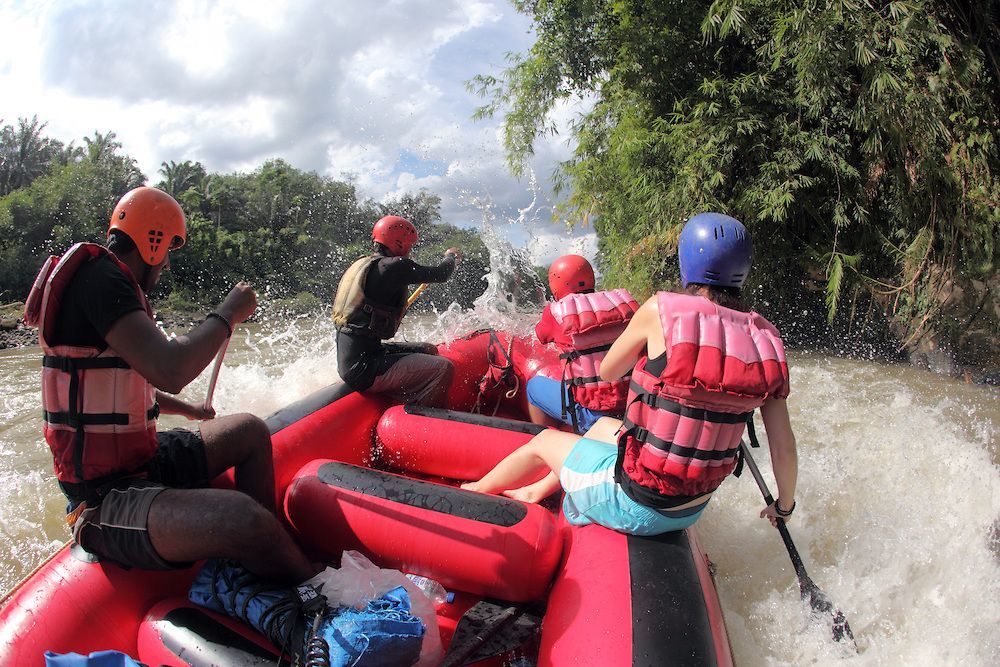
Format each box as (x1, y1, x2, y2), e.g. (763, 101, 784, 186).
(337, 254, 456, 389)
(50, 254, 146, 350)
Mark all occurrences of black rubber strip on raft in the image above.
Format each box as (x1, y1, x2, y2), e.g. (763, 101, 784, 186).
(628, 530, 719, 667)
(155, 606, 278, 666)
(317, 461, 528, 527)
(265, 382, 356, 435)
(403, 404, 547, 435)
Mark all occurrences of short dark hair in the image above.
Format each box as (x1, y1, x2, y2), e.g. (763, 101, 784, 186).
(106, 229, 136, 257)
(685, 283, 745, 311)
(373, 241, 390, 256)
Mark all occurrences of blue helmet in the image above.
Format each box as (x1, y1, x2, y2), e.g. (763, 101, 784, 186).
(678, 213, 752, 288)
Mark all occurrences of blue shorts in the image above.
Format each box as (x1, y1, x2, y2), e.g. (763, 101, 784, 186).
(526, 376, 608, 433)
(558, 438, 707, 536)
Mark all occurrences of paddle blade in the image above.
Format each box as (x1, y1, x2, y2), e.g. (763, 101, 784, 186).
(443, 601, 539, 667)
(801, 576, 857, 648)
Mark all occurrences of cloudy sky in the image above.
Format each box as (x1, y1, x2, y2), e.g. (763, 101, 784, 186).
(0, 0, 597, 266)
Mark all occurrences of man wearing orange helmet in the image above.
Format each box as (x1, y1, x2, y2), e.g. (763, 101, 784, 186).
(332, 215, 460, 406)
(24, 186, 317, 583)
(527, 255, 638, 432)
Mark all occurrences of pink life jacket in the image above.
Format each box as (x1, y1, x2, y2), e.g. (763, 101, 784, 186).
(548, 289, 639, 424)
(616, 292, 789, 506)
(24, 243, 159, 493)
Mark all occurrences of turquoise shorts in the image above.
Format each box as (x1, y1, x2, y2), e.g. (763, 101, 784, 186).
(559, 438, 707, 536)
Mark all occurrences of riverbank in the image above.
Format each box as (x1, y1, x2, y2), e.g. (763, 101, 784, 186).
(0, 301, 204, 350)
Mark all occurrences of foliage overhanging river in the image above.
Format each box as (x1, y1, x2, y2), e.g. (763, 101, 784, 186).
(0, 230, 997, 665)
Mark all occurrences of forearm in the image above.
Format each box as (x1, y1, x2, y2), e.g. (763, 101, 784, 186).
(769, 442, 798, 507)
(155, 391, 195, 416)
(404, 255, 456, 284)
(154, 317, 231, 392)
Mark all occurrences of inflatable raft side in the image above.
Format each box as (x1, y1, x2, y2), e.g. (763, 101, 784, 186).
(0, 382, 369, 667)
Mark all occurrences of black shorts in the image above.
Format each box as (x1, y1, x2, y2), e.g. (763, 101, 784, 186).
(71, 429, 209, 570)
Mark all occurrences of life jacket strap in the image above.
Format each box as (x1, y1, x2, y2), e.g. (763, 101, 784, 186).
(628, 380, 753, 424)
(44, 405, 159, 427)
(42, 355, 131, 371)
(558, 342, 613, 361)
(621, 417, 743, 463)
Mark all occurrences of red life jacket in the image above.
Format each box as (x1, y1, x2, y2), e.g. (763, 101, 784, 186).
(545, 289, 639, 424)
(616, 292, 789, 506)
(24, 243, 159, 492)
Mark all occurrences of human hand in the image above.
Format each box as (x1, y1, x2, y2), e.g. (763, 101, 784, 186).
(185, 402, 217, 421)
(445, 247, 460, 263)
(217, 282, 258, 325)
(760, 499, 794, 527)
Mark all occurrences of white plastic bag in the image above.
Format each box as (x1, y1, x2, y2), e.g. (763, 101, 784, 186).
(305, 550, 443, 667)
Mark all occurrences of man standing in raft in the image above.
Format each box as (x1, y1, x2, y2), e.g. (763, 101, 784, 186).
(332, 215, 460, 407)
(24, 187, 318, 583)
(464, 213, 798, 533)
(528, 254, 638, 432)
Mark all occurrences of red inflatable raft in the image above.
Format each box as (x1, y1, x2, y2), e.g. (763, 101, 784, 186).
(0, 329, 734, 666)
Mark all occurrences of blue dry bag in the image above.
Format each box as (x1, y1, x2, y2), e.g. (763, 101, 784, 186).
(44, 651, 144, 667)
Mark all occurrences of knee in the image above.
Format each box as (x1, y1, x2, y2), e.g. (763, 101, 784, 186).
(226, 496, 279, 546)
(236, 413, 271, 448)
(436, 357, 455, 383)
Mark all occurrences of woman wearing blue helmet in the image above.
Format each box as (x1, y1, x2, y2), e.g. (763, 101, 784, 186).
(464, 213, 798, 536)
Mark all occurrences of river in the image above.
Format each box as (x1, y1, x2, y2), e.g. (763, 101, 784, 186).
(1, 309, 997, 666)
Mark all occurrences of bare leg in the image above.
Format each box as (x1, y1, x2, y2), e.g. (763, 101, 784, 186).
(461, 429, 580, 495)
(148, 488, 319, 583)
(528, 402, 564, 428)
(200, 413, 276, 512)
(503, 471, 560, 503)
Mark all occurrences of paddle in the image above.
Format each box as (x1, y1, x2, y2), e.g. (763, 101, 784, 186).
(440, 600, 540, 667)
(739, 438, 857, 648)
(203, 337, 230, 413)
(406, 282, 429, 309)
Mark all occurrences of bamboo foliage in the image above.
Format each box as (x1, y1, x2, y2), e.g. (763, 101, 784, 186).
(473, 0, 998, 355)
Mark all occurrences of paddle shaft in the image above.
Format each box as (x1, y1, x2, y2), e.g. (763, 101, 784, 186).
(739, 441, 810, 583)
(203, 337, 230, 412)
(739, 437, 857, 647)
(406, 282, 429, 309)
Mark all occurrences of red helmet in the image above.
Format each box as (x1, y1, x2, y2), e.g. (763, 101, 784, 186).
(108, 187, 186, 266)
(372, 216, 418, 256)
(548, 254, 595, 300)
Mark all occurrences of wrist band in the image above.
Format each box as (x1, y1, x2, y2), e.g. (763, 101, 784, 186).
(774, 500, 795, 517)
(206, 312, 233, 338)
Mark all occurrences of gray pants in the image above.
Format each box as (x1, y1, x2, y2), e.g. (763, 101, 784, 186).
(366, 352, 454, 407)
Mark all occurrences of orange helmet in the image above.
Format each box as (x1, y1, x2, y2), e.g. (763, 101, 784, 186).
(108, 187, 186, 266)
(548, 254, 595, 300)
(372, 215, 418, 256)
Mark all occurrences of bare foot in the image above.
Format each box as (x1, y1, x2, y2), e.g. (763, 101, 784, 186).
(460, 482, 480, 492)
(502, 487, 541, 503)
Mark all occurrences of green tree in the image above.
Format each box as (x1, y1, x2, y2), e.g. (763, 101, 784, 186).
(474, 0, 1000, 364)
(0, 116, 73, 196)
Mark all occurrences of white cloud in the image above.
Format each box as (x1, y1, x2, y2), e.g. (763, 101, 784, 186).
(0, 0, 593, 255)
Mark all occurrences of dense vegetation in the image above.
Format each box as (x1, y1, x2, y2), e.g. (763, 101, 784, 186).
(0, 118, 489, 317)
(473, 0, 999, 370)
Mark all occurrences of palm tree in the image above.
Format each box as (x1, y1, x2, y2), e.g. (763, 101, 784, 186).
(158, 160, 207, 200)
(83, 131, 123, 165)
(0, 116, 56, 195)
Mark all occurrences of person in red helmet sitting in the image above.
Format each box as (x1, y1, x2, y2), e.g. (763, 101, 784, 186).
(528, 254, 638, 433)
(332, 215, 460, 407)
